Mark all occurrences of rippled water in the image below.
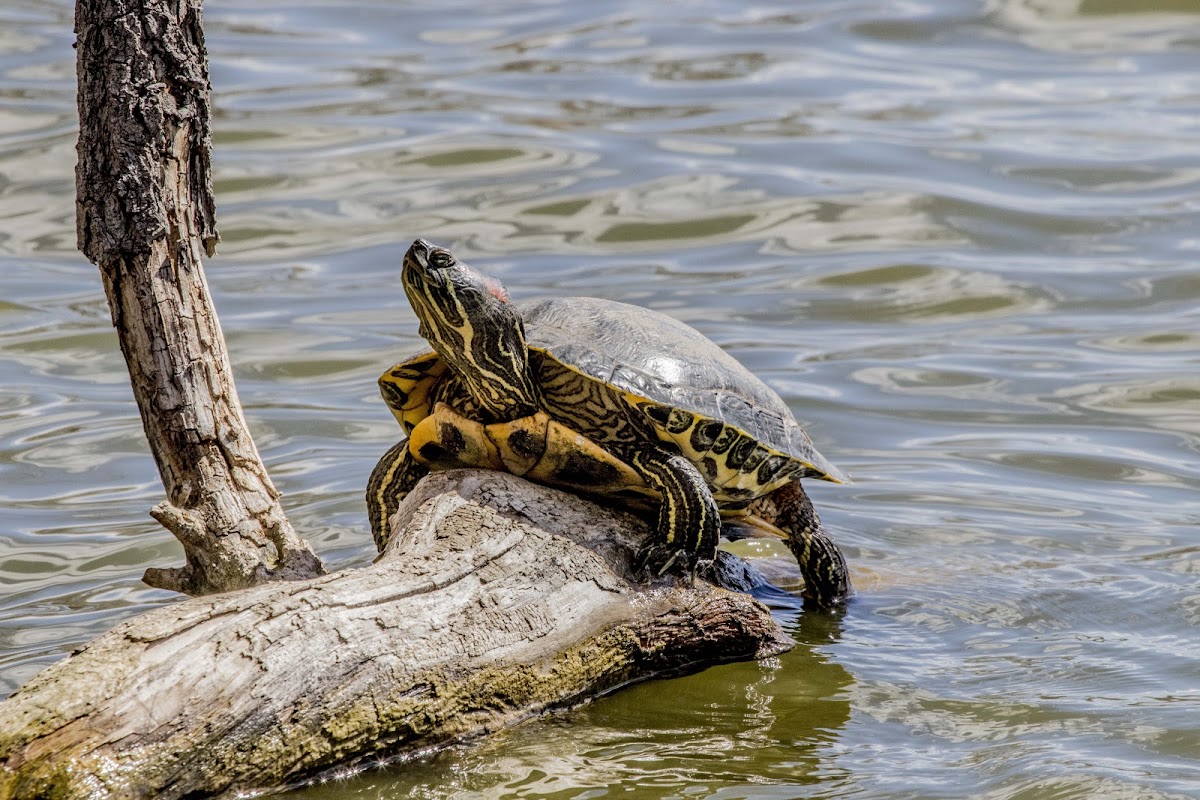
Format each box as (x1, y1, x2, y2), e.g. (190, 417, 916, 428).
(3, 0, 1199, 797)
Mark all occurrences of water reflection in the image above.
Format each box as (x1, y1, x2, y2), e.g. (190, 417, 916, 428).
(293, 608, 855, 800)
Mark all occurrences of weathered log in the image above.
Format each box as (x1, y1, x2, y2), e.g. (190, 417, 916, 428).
(0, 470, 791, 800)
(74, 0, 324, 594)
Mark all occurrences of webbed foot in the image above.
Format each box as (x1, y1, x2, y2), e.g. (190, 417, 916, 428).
(745, 480, 852, 610)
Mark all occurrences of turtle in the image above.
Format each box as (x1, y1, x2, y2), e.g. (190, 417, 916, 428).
(366, 239, 853, 608)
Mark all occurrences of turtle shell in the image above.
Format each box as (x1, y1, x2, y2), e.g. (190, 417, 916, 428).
(379, 295, 847, 488)
(520, 296, 847, 484)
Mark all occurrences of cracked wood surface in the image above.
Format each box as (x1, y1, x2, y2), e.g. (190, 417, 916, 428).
(0, 470, 792, 800)
(74, 0, 323, 594)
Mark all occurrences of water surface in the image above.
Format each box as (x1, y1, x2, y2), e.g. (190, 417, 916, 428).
(2, 0, 1198, 797)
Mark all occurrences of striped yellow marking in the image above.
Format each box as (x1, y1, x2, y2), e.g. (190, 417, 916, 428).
(378, 355, 448, 432)
(406, 280, 541, 419)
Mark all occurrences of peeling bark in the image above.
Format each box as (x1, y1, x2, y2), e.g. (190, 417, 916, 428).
(74, 0, 324, 594)
(0, 470, 791, 800)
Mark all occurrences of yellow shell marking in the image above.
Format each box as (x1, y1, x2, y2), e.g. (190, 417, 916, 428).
(628, 397, 803, 502)
(407, 403, 653, 500)
(408, 403, 504, 471)
(378, 354, 448, 433)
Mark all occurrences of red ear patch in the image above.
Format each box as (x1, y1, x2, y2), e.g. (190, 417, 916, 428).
(483, 277, 511, 303)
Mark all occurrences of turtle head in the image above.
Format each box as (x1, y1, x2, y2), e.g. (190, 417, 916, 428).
(402, 239, 540, 420)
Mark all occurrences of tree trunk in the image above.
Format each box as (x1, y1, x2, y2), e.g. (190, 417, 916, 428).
(74, 0, 324, 594)
(0, 470, 791, 800)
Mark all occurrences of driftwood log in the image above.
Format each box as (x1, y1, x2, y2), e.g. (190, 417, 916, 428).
(0, 0, 807, 797)
(0, 470, 791, 799)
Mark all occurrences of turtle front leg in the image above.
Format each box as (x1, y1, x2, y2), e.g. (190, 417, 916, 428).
(366, 439, 429, 551)
(745, 480, 851, 609)
(626, 446, 721, 581)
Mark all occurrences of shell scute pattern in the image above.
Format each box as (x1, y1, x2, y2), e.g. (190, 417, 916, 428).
(532, 355, 655, 447)
(755, 453, 791, 487)
(380, 294, 846, 501)
(664, 408, 694, 435)
(688, 418, 723, 455)
(608, 364, 658, 402)
(630, 399, 801, 502)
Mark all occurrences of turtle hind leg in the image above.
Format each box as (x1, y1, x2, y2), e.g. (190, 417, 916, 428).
(746, 480, 852, 609)
(366, 439, 428, 551)
(626, 446, 720, 582)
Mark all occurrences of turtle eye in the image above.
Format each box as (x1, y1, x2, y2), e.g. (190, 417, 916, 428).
(428, 250, 453, 269)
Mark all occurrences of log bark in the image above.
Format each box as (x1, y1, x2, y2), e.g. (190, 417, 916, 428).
(74, 0, 324, 594)
(0, 470, 791, 800)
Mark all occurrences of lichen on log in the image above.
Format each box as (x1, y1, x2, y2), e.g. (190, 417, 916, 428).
(0, 470, 792, 800)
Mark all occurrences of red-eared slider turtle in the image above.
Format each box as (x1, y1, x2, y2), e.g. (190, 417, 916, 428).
(367, 239, 852, 608)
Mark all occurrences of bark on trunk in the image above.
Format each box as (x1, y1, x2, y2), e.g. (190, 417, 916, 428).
(0, 470, 791, 800)
(74, 0, 324, 594)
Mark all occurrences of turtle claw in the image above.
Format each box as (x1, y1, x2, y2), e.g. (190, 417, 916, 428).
(687, 554, 716, 587)
(634, 543, 686, 581)
(635, 543, 712, 586)
(656, 548, 686, 577)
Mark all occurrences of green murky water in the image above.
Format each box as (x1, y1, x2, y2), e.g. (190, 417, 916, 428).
(2, 0, 1199, 797)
